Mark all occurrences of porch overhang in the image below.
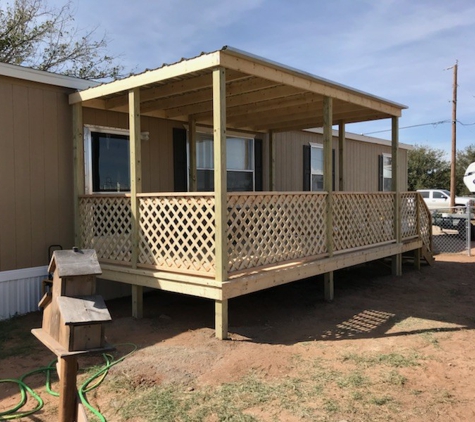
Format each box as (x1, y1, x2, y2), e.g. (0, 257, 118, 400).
(69, 46, 407, 133)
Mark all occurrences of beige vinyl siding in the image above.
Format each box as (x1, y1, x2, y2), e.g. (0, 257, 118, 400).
(273, 130, 408, 192)
(0, 76, 75, 271)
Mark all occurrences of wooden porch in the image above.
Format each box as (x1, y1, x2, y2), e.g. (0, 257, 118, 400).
(69, 47, 431, 338)
(77, 191, 432, 337)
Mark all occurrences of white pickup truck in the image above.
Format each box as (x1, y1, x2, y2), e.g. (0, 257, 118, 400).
(416, 189, 473, 211)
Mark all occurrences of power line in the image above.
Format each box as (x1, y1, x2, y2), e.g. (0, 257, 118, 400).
(362, 120, 451, 135)
(362, 119, 475, 135)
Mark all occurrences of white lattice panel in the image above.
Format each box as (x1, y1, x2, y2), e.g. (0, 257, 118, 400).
(401, 193, 418, 239)
(332, 193, 395, 251)
(79, 196, 132, 263)
(227, 193, 327, 272)
(139, 196, 216, 274)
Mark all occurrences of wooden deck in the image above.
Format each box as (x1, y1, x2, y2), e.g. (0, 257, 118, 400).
(78, 191, 432, 337)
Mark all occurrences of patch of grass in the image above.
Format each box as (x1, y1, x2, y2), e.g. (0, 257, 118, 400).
(342, 351, 423, 368)
(0, 315, 39, 359)
(369, 395, 393, 406)
(382, 369, 407, 386)
(336, 370, 370, 388)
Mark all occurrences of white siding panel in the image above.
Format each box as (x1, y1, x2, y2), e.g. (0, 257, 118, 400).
(0, 266, 47, 320)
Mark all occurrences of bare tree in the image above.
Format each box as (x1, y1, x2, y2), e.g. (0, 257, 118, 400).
(0, 0, 124, 80)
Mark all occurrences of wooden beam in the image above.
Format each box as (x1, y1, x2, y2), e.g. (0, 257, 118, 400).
(129, 88, 143, 318)
(165, 85, 301, 119)
(323, 96, 334, 301)
(72, 104, 84, 248)
(391, 116, 402, 276)
(194, 91, 318, 123)
(101, 266, 223, 300)
(69, 51, 221, 104)
(104, 70, 248, 110)
(338, 121, 345, 191)
(213, 67, 228, 339)
(140, 76, 279, 114)
(215, 300, 228, 340)
(269, 130, 275, 191)
(213, 68, 228, 282)
(219, 51, 404, 117)
(222, 240, 422, 299)
(132, 285, 143, 319)
(189, 116, 197, 192)
(129, 88, 142, 269)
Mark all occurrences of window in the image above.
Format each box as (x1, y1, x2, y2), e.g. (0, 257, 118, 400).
(303, 143, 334, 191)
(419, 191, 429, 199)
(433, 191, 447, 199)
(195, 132, 255, 192)
(379, 153, 392, 192)
(85, 126, 130, 193)
(310, 144, 324, 191)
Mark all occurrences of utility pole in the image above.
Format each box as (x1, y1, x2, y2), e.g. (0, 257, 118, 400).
(450, 60, 458, 208)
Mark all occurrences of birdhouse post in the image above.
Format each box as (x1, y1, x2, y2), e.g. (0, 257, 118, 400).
(32, 248, 112, 422)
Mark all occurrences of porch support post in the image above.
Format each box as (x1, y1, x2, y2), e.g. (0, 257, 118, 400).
(391, 116, 402, 276)
(269, 130, 275, 191)
(338, 121, 345, 192)
(72, 104, 84, 248)
(215, 299, 228, 341)
(213, 67, 229, 339)
(189, 116, 197, 192)
(129, 87, 144, 318)
(323, 96, 334, 301)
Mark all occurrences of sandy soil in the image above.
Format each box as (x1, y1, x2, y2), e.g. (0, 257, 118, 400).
(1, 251, 475, 421)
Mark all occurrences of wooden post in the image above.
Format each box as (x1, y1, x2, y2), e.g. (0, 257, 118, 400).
(58, 356, 78, 422)
(129, 88, 143, 317)
(189, 116, 197, 192)
(338, 121, 345, 192)
(323, 96, 334, 301)
(391, 116, 402, 276)
(269, 130, 275, 191)
(132, 285, 143, 319)
(213, 67, 229, 339)
(73, 104, 84, 248)
(215, 299, 228, 340)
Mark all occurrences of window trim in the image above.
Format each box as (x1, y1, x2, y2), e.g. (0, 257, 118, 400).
(191, 129, 257, 192)
(381, 152, 392, 192)
(309, 142, 324, 191)
(84, 125, 131, 195)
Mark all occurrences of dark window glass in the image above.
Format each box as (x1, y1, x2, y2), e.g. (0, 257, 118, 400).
(197, 170, 254, 192)
(91, 132, 130, 192)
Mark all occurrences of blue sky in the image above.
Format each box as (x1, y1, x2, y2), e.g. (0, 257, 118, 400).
(53, 0, 475, 154)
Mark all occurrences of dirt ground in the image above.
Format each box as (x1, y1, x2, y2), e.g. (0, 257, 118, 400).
(1, 251, 475, 421)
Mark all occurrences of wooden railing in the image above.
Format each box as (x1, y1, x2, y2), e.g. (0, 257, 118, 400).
(78, 192, 432, 278)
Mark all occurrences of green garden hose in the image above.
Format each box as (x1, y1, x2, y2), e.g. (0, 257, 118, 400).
(0, 343, 136, 421)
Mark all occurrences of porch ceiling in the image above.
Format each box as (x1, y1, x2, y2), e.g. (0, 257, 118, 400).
(69, 46, 407, 133)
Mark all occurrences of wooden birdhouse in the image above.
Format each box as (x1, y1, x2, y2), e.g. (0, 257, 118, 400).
(38, 248, 111, 352)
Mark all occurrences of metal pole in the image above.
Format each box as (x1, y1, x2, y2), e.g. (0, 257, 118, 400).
(468, 203, 472, 256)
(450, 61, 458, 208)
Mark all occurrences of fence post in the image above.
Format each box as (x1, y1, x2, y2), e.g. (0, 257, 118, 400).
(468, 203, 472, 257)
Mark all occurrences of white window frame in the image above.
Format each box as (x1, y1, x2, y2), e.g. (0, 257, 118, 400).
(310, 142, 324, 192)
(382, 153, 392, 192)
(191, 128, 256, 192)
(84, 125, 130, 194)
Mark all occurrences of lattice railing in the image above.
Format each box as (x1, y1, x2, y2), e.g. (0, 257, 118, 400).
(79, 196, 132, 263)
(227, 193, 327, 272)
(417, 194, 432, 251)
(332, 193, 395, 252)
(78, 191, 432, 277)
(401, 192, 418, 239)
(138, 194, 216, 275)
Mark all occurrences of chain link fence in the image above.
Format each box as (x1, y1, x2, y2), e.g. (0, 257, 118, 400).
(431, 204, 473, 255)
